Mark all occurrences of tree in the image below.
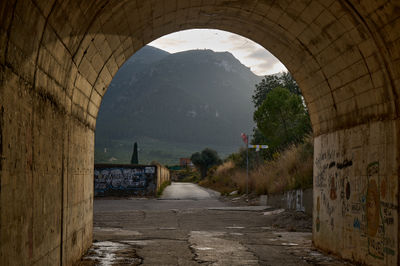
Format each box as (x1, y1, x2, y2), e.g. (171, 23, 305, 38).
(252, 72, 300, 108)
(253, 87, 311, 153)
(190, 148, 222, 178)
(280, 72, 301, 96)
(130, 142, 139, 164)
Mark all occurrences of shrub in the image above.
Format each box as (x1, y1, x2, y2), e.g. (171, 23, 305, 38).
(198, 161, 242, 195)
(249, 136, 313, 194)
(199, 136, 313, 195)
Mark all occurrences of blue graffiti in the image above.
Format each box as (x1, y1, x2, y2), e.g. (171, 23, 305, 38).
(94, 166, 157, 196)
(361, 195, 366, 204)
(353, 217, 361, 229)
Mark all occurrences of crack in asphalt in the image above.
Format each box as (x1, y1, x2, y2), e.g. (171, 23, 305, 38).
(188, 243, 212, 265)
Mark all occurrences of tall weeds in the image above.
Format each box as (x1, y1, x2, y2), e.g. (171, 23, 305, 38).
(250, 137, 313, 194)
(200, 136, 313, 195)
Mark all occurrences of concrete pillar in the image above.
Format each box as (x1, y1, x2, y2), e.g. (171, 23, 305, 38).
(313, 120, 399, 265)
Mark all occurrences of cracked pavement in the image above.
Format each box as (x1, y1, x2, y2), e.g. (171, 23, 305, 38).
(76, 182, 354, 265)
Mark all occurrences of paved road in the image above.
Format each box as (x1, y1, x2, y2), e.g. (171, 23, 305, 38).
(160, 182, 220, 200)
(78, 182, 353, 266)
(94, 182, 228, 212)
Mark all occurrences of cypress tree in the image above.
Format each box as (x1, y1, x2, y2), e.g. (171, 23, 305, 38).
(130, 142, 139, 164)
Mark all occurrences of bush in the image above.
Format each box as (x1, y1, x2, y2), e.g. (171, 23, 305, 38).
(174, 167, 201, 183)
(199, 136, 313, 195)
(191, 148, 222, 178)
(198, 161, 244, 195)
(249, 136, 313, 194)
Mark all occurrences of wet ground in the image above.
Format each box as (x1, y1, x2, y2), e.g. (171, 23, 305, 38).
(76, 182, 354, 265)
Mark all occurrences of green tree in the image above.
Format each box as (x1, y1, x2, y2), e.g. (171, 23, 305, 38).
(253, 87, 311, 153)
(191, 148, 222, 178)
(226, 147, 259, 170)
(252, 72, 300, 108)
(130, 142, 139, 164)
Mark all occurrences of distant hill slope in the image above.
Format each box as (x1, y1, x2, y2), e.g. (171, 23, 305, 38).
(95, 46, 261, 164)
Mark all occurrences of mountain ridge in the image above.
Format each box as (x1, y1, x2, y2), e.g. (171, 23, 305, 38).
(95, 45, 262, 164)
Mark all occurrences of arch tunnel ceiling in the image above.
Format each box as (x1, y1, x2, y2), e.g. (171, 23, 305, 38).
(1, 0, 399, 137)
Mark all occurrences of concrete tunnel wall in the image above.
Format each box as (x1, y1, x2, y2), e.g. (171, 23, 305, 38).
(0, 0, 399, 265)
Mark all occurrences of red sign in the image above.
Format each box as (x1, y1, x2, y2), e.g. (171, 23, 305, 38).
(241, 133, 248, 144)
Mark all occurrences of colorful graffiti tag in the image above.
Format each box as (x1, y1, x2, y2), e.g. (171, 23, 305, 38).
(314, 148, 397, 263)
(94, 165, 157, 196)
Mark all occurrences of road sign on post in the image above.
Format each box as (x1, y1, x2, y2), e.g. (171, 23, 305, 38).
(248, 144, 269, 152)
(241, 133, 248, 144)
(241, 133, 268, 199)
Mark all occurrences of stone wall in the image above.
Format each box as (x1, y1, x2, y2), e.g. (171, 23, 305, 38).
(156, 164, 171, 191)
(94, 164, 170, 197)
(262, 189, 313, 216)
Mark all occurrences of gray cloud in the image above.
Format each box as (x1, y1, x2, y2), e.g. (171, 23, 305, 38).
(256, 61, 278, 70)
(245, 48, 283, 74)
(255, 61, 278, 71)
(223, 34, 258, 50)
(246, 48, 275, 60)
(251, 60, 287, 76)
(150, 29, 287, 75)
(154, 38, 188, 46)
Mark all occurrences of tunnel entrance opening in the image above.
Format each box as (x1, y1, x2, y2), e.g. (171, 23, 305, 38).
(0, 1, 399, 265)
(86, 30, 319, 264)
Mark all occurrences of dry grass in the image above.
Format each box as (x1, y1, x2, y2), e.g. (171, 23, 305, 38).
(198, 161, 243, 195)
(249, 140, 313, 194)
(215, 160, 235, 175)
(199, 137, 313, 195)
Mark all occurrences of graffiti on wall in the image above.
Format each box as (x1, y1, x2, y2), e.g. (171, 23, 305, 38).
(94, 165, 157, 196)
(314, 148, 397, 261)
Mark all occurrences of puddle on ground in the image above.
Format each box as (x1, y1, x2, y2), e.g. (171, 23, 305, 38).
(309, 251, 323, 256)
(121, 240, 153, 246)
(225, 226, 245, 229)
(189, 231, 258, 265)
(281, 242, 299, 246)
(195, 246, 214, 250)
(77, 241, 142, 266)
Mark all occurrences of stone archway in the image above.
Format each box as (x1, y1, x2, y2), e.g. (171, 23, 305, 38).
(0, 1, 399, 265)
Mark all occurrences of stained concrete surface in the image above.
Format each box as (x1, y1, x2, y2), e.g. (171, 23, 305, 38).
(2, 1, 400, 264)
(77, 182, 354, 265)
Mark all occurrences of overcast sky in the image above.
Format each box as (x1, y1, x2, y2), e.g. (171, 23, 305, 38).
(149, 29, 287, 76)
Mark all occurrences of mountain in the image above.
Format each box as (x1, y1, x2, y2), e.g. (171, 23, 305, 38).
(95, 46, 261, 164)
(102, 46, 170, 104)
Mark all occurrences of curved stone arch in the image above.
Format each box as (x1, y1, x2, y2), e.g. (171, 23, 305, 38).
(340, 0, 399, 99)
(2, 0, 396, 133)
(0, 0, 399, 265)
(37, 0, 396, 136)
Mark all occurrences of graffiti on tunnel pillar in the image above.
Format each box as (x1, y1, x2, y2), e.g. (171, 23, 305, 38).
(314, 148, 397, 261)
